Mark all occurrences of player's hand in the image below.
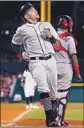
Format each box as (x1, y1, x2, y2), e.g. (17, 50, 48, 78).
(76, 74, 82, 82)
(22, 52, 30, 61)
(41, 28, 52, 39)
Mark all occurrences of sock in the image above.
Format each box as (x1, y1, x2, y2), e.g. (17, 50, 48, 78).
(25, 97, 30, 105)
(30, 96, 33, 103)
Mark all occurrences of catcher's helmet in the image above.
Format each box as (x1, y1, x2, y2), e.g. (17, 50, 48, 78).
(56, 15, 73, 33)
(19, 3, 33, 20)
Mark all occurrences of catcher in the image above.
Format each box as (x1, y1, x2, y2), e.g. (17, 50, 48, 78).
(42, 15, 82, 126)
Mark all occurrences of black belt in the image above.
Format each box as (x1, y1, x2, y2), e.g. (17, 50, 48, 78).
(30, 54, 52, 60)
(58, 87, 71, 92)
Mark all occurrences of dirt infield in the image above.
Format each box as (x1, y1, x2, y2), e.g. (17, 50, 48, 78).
(1, 103, 83, 127)
(1, 103, 26, 125)
(16, 119, 83, 127)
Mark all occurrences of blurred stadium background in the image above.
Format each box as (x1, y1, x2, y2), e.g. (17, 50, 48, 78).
(0, 1, 84, 127)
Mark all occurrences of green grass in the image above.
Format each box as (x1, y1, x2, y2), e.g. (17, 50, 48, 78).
(25, 103, 83, 121)
(65, 109, 83, 121)
(25, 109, 45, 119)
(67, 102, 83, 107)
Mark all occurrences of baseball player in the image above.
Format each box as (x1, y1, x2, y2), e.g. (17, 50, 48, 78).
(11, 3, 60, 127)
(21, 66, 39, 109)
(51, 15, 82, 126)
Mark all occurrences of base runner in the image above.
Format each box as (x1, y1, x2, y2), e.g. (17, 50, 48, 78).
(21, 67, 39, 109)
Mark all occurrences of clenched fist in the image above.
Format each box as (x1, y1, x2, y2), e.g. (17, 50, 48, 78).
(41, 28, 52, 39)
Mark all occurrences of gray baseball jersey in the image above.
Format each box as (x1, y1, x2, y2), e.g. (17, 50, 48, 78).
(55, 30, 77, 90)
(12, 22, 59, 57)
(12, 22, 59, 100)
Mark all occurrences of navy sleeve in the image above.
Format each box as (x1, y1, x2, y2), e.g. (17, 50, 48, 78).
(11, 43, 25, 54)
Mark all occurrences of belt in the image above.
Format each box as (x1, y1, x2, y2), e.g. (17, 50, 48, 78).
(58, 87, 71, 92)
(30, 54, 52, 60)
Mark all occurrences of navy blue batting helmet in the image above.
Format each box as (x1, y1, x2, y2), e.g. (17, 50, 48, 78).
(19, 3, 33, 20)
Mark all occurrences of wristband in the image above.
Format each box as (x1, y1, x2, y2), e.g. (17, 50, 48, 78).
(73, 64, 80, 76)
(50, 36, 56, 44)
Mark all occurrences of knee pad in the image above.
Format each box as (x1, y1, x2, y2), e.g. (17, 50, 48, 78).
(40, 93, 49, 99)
(58, 88, 70, 105)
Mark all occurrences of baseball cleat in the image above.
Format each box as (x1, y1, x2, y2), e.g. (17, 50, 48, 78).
(32, 105, 39, 109)
(61, 120, 69, 126)
(26, 105, 30, 109)
(29, 103, 39, 109)
(55, 120, 61, 127)
(47, 121, 61, 127)
(25, 104, 39, 109)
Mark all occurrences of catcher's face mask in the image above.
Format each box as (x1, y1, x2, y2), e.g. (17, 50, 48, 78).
(56, 15, 73, 33)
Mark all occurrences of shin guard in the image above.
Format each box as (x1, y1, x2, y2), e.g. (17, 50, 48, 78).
(56, 88, 70, 123)
(40, 93, 57, 127)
